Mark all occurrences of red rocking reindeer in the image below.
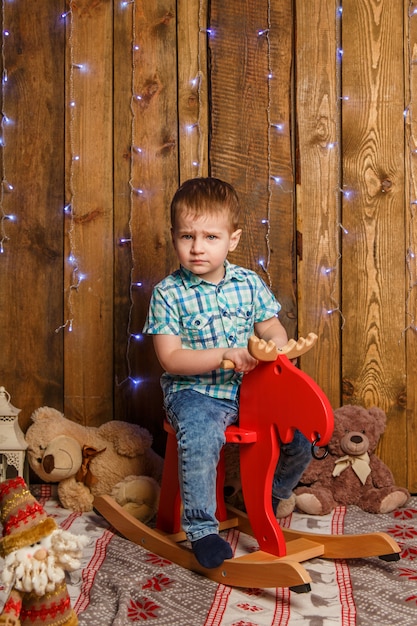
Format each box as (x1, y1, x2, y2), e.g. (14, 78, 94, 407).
(95, 334, 400, 592)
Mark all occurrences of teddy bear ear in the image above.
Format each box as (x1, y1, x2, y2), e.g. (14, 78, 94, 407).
(333, 404, 356, 421)
(367, 406, 387, 428)
(30, 406, 64, 422)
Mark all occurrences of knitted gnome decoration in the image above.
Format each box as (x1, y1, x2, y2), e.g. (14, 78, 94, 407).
(0, 477, 88, 626)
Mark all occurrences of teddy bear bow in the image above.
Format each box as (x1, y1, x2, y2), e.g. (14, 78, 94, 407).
(75, 445, 106, 488)
(332, 452, 371, 485)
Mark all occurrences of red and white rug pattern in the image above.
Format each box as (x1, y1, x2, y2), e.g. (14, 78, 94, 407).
(2, 486, 417, 626)
(203, 508, 356, 626)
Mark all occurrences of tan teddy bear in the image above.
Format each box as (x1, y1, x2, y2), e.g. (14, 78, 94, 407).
(25, 406, 163, 522)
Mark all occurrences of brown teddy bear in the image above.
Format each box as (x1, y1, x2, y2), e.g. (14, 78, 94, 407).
(294, 404, 410, 515)
(25, 406, 164, 522)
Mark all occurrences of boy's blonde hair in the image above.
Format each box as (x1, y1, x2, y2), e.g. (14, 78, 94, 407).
(170, 177, 240, 231)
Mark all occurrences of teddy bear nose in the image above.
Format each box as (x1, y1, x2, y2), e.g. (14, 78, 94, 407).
(350, 435, 363, 444)
(43, 455, 55, 474)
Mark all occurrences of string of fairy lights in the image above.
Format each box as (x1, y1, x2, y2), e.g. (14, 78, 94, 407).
(0, 2, 15, 254)
(258, 1, 344, 325)
(118, 0, 142, 387)
(117, 0, 211, 387)
(330, 1, 345, 326)
(55, 3, 85, 334)
(2, 1, 417, 390)
(259, 3, 273, 288)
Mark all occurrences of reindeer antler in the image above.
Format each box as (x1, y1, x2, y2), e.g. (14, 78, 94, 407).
(247, 337, 279, 362)
(249, 333, 318, 361)
(280, 332, 318, 358)
(220, 332, 318, 369)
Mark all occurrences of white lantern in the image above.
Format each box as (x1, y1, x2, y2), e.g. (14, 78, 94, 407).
(0, 386, 27, 482)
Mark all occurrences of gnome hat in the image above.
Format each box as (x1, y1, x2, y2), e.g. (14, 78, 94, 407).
(0, 476, 57, 557)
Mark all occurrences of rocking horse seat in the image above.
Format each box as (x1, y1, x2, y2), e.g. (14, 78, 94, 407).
(156, 421, 258, 536)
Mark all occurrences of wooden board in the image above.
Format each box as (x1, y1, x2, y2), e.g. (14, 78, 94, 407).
(0, 0, 65, 429)
(209, 0, 297, 340)
(113, 1, 136, 423)
(177, 0, 209, 181)
(122, 0, 179, 452)
(294, 0, 341, 406)
(63, 1, 114, 426)
(405, 0, 417, 492)
(341, 0, 407, 486)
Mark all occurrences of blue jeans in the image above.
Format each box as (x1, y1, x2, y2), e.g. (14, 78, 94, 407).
(164, 389, 311, 542)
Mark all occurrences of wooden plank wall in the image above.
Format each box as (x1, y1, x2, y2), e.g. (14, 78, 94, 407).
(0, 1, 65, 413)
(64, 1, 114, 426)
(0, 0, 416, 489)
(340, 1, 407, 487)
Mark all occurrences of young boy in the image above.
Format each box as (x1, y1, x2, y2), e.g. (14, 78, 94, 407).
(143, 177, 311, 569)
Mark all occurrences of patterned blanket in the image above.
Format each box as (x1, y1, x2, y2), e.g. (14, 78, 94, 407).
(1, 486, 416, 626)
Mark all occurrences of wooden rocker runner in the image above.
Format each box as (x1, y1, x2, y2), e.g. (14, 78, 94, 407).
(94, 334, 401, 592)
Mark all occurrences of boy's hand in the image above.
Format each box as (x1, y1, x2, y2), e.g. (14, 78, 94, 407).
(221, 347, 258, 373)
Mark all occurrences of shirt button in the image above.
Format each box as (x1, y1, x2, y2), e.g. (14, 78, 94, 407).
(228, 335, 235, 342)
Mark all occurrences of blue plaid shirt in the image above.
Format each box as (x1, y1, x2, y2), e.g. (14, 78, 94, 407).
(143, 261, 281, 400)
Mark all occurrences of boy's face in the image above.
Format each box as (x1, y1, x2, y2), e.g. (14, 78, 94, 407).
(171, 210, 241, 284)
